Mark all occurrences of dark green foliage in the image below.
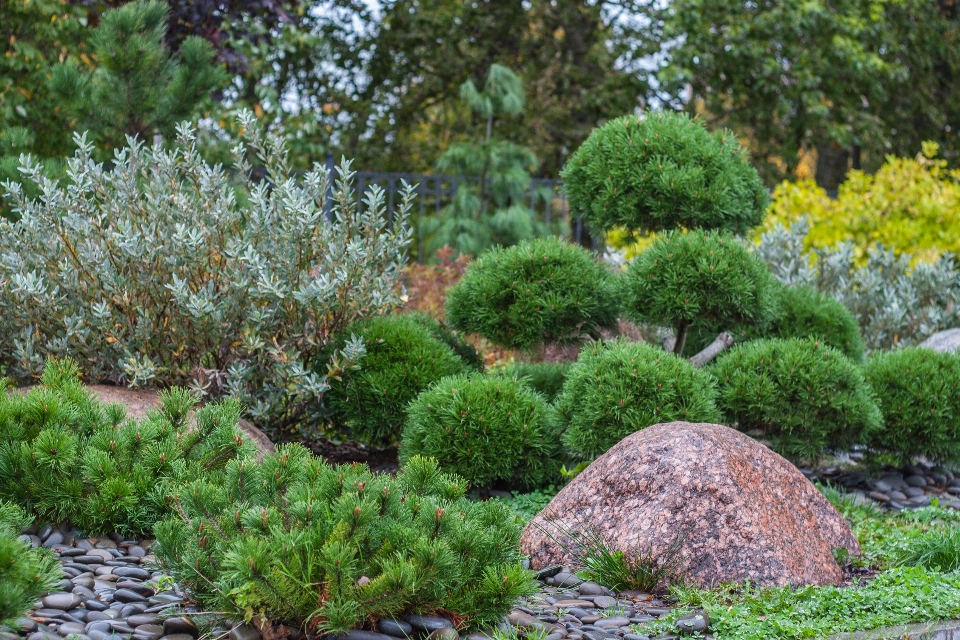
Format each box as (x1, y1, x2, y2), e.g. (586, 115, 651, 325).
(407, 312, 485, 371)
(400, 374, 561, 489)
(562, 112, 768, 235)
(556, 339, 721, 460)
(0, 360, 254, 535)
(494, 362, 570, 402)
(154, 450, 536, 633)
(624, 230, 779, 355)
(863, 348, 960, 463)
(897, 528, 960, 572)
(445, 238, 620, 350)
(712, 338, 883, 462)
(323, 314, 472, 447)
(768, 284, 866, 362)
(0, 502, 62, 630)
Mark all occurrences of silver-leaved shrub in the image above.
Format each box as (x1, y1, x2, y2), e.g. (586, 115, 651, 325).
(0, 112, 413, 437)
(756, 217, 960, 352)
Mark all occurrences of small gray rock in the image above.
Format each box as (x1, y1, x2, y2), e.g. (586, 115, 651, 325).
(918, 328, 960, 353)
(112, 567, 149, 580)
(227, 626, 261, 640)
(376, 620, 413, 638)
(84, 601, 110, 613)
(131, 624, 164, 640)
(889, 490, 908, 501)
(327, 632, 395, 640)
(906, 475, 928, 487)
(73, 587, 96, 602)
(624, 635, 651, 640)
(591, 597, 616, 609)
(43, 532, 65, 547)
(674, 612, 709, 635)
(578, 582, 604, 596)
(57, 622, 88, 637)
(594, 617, 630, 629)
(405, 615, 452, 633)
(425, 629, 458, 640)
(644, 609, 672, 617)
(113, 589, 147, 604)
(43, 593, 82, 611)
(160, 619, 196, 638)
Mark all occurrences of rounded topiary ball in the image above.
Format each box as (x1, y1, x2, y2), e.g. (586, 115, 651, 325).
(624, 229, 778, 355)
(494, 361, 570, 402)
(863, 348, 960, 463)
(556, 339, 721, 460)
(445, 237, 620, 351)
(406, 312, 485, 371)
(768, 284, 865, 362)
(400, 374, 560, 489)
(561, 112, 768, 235)
(712, 337, 882, 462)
(322, 314, 472, 446)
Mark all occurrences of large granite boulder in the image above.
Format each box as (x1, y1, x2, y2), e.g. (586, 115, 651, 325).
(919, 328, 960, 353)
(521, 421, 859, 587)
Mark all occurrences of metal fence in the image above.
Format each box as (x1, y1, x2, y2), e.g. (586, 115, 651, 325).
(322, 153, 593, 263)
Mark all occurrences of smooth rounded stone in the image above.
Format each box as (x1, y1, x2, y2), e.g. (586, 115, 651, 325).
(38, 524, 54, 541)
(226, 626, 261, 640)
(58, 622, 88, 636)
(567, 608, 592, 619)
(131, 625, 164, 640)
(112, 567, 149, 580)
(73, 586, 96, 601)
(94, 580, 118, 591)
(591, 596, 616, 609)
(579, 616, 601, 624)
(29, 631, 59, 640)
(128, 546, 147, 558)
(95, 540, 118, 549)
(674, 612, 709, 634)
(113, 589, 147, 604)
(86, 614, 112, 623)
(148, 594, 182, 605)
(889, 491, 908, 502)
(108, 622, 136, 634)
(96, 567, 119, 576)
(580, 629, 616, 640)
(86, 622, 113, 634)
(947, 501, 960, 510)
(628, 617, 655, 624)
(536, 565, 564, 581)
(376, 620, 412, 638)
(911, 495, 932, 507)
(59, 579, 77, 591)
(327, 633, 395, 640)
(0, 631, 21, 640)
(644, 609, 672, 617)
(117, 582, 155, 597)
(84, 601, 110, 613)
(594, 618, 631, 629)
(554, 574, 583, 588)
(578, 582, 605, 596)
(624, 635, 650, 640)
(16, 618, 38, 633)
(555, 600, 595, 610)
(44, 532, 65, 547)
(946, 486, 960, 496)
(76, 540, 94, 551)
(868, 491, 890, 503)
(63, 567, 83, 578)
(61, 548, 86, 557)
(89, 631, 130, 640)
(75, 556, 107, 564)
(127, 616, 161, 628)
(906, 475, 928, 487)
(918, 328, 960, 353)
(43, 593, 82, 611)
(545, 634, 566, 640)
(425, 629, 458, 640)
(538, 615, 560, 623)
(405, 615, 453, 633)
(68, 609, 89, 622)
(903, 486, 926, 498)
(867, 479, 892, 493)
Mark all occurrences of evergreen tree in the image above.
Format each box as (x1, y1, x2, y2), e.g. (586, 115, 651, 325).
(0, 502, 62, 631)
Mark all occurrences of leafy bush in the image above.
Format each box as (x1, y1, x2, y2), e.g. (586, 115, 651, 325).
(556, 339, 721, 460)
(862, 348, 960, 463)
(322, 314, 472, 447)
(756, 217, 960, 352)
(712, 338, 883, 462)
(0, 502, 62, 631)
(494, 362, 570, 402)
(763, 143, 960, 262)
(0, 113, 412, 437)
(407, 312, 484, 371)
(562, 112, 768, 235)
(624, 230, 779, 355)
(154, 450, 536, 633)
(445, 238, 620, 350)
(400, 374, 560, 489)
(0, 360, 254, 534)
(768, 284, 866, 362)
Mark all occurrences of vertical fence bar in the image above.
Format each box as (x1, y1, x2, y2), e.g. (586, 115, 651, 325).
(324, 152, 334, 222)
(418, 180, 426, 263)
(387, 176, 396, 229)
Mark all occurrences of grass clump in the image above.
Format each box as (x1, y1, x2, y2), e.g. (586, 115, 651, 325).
(556, 339, 721, 460)
(322, 313, 473, 447)
(494, 362, 570, 402)
(0, 502, 62, 631)
(711, 337, 882, 462)
(400, 374, 560, 489)
(154, 451, 537, 633)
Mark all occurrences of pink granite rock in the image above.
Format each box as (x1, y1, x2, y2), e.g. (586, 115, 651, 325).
(521, 421, 859, 587)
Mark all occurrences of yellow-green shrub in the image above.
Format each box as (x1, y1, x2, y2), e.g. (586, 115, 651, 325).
(762, 143, 960, 262)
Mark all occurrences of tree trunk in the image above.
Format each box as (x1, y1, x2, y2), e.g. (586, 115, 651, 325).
(673, 320, 690, 356)
(815, 141, 851, 191)
(688, 332, 734, 368)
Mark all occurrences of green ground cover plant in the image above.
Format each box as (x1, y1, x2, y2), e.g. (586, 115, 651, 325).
(400, 374, 560, 489)
(322, 313, 472, 447)
(0, 502, 62, 631)
(497, 486, 560, 523)
(0, 360, 254, 534)
(154, 450, 536, 634)
(711, 338, 882, 462)
(556, 339, 721, 460)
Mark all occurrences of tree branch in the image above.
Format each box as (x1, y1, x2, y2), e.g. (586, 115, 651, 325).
(688, 332, 734, 369)
(657, 327, 676, 353)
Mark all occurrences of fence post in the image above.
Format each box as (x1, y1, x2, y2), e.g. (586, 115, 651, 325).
(324, 151, 334, 223)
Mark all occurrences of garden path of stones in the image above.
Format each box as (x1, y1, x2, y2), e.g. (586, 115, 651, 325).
(808, 462, 960, 510)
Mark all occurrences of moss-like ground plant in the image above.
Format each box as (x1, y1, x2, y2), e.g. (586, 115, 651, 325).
(0, 502, 62, 630)
(562, 112, 768, 235)
(154, 450, 536, 633)
(863, 348, 960, 463)
(556, 339, 721, 460)
(624, 230, 778, 355)
(445, 238, 620, 351)
(712, 338, 882, 462)
(400, 374, 560, 489)
(322, 314, 472, 447)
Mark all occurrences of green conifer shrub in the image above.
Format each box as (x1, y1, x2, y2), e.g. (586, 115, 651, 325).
(0, 502, 62, 631)
(624, 230, 779, 355)
(154, 450, 536, 633)
(494, 361, 570, 402)
(562, 112, 768, 235)
(556, 339, 721, 460)
(407, 312, 485, 371)
(400, 374, 560, 489)
(445, 238, 620, 351)
(863, 348, 960, 462)
(322, 314, 472, 447)
(0, 360, 255, 534)
(712, 338, 883, 462)
(768, 284, 866, 362)
(0, 113, 412, 437)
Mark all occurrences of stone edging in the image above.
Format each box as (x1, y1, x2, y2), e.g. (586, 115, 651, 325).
(827, 619, 960, 639)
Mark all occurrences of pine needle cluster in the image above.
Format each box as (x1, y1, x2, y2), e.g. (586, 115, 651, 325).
(493, 362, 570, 402)
(445, 238, 620, 351)
(555, 339, 721, 460)
(863, 348, 960, 463)
(768, 284, 866, 362)
(153, 450, 536, 633)
(0, 360, 255, 535)
(400, 374, 561, 489)
(562, 112, 768, 235)
(711, 338, 883, 462)
(0, 502, 62, 631)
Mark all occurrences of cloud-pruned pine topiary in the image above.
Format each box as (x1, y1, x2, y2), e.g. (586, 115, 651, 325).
(0, 359, 255, 535)
(407, 312, 485, 371)
(768, 284, 865, 362)
(863, 348, 960, 463)
(154, 450, 536, 634)
(712, 338, 882, 462)
(556, 339, 721, 460)
(624, 230, 779, 355)
(494, 361, 570, 402)
(445, 238, 620, 351)
(561, 112, 768, 235)
(0, 502, 62, 631)
(323, 314, 472, 447)
(400, 374, 560, 489)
